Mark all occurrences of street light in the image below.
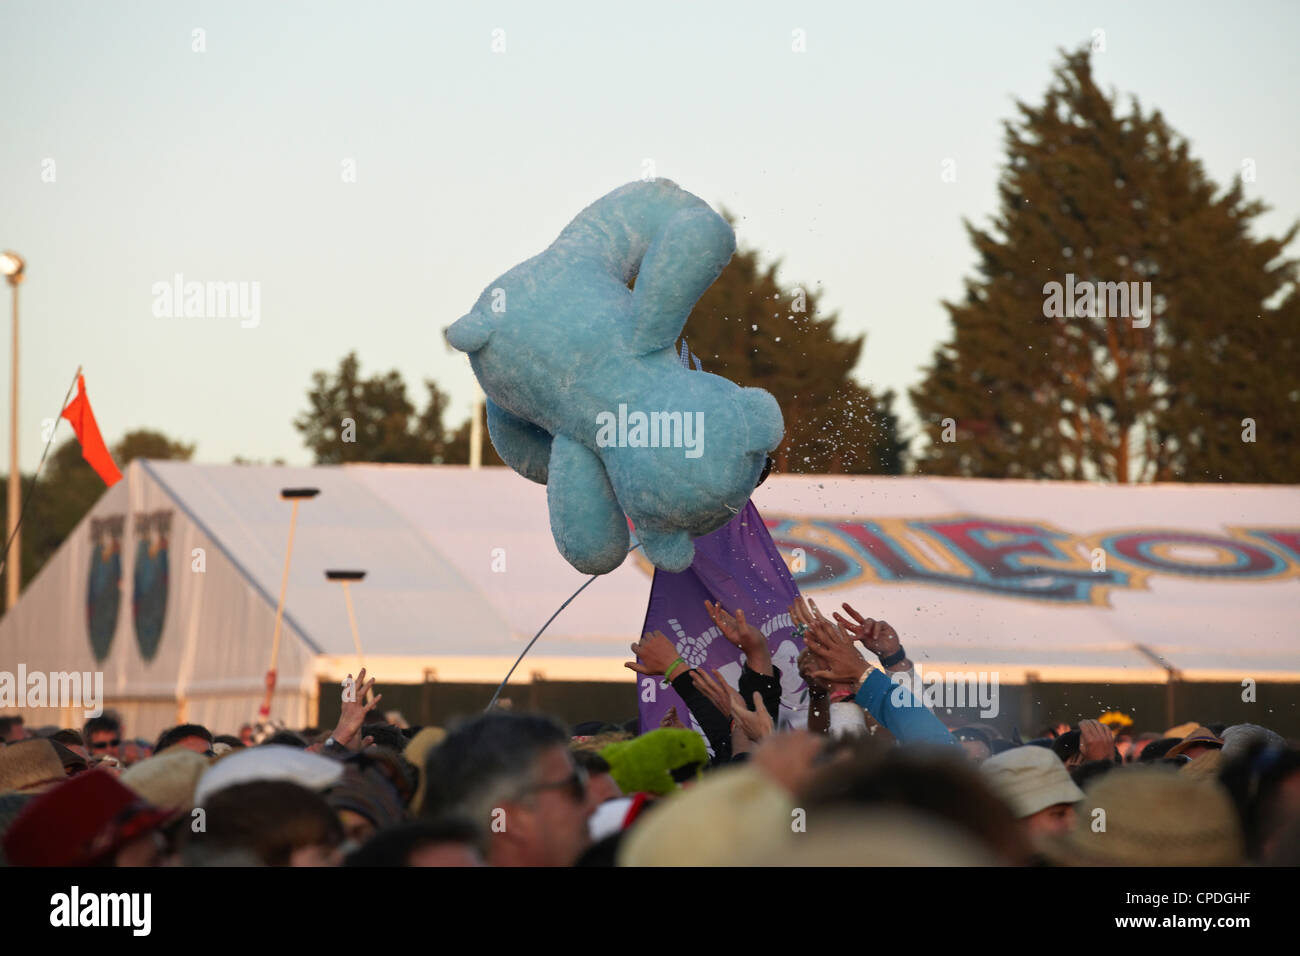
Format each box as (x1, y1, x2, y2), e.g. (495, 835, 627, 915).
(325, 569, 372, 705)
(258, 486, 319, 720)
(325, 569, 367, 666)
(1, 251, 25, 612)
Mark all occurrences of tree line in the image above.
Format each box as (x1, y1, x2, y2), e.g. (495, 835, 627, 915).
(8, 46, 1296, 604)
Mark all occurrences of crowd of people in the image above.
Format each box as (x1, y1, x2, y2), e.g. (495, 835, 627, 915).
(1, 596, 1296, 867)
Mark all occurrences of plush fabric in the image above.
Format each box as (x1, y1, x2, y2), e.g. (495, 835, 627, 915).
(446, 179, 784, 573)
(599, 728, 708, 796)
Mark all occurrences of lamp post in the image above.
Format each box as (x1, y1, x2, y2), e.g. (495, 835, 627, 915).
(325, 569, 371, 705)
(258, 486, 319, 720)
(325, 569, 367, 666)
(0, 251, 25, 611)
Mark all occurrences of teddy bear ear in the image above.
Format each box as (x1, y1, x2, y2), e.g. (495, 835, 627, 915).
(739, 387, 785, 454)
(444, 311, 494, 354)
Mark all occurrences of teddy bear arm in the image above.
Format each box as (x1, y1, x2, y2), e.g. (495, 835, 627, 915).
(546, 435, 631, 574)
(485, 398, 553, 484)
(635, 525, 695, 573)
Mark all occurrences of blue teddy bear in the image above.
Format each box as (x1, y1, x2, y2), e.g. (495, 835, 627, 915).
(445, 179, 784, 574)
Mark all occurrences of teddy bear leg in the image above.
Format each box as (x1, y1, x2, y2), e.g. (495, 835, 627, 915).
(635, 527, 695, 573)
(546, 435, 630, 574)
(485, 398, 553, 484)
(628, 206, 737, 355)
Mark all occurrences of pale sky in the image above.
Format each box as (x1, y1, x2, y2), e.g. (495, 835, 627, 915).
(2, 0, 1297, 471)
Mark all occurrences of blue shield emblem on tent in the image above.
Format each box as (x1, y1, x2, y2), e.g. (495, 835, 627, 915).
(86, 517, 124, 662)
(132, 511, 171, 662)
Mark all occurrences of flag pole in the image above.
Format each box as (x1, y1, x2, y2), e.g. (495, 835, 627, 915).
(0, 365, 81, 597)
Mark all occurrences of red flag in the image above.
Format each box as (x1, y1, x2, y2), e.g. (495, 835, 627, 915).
(60, 374, 122, 487)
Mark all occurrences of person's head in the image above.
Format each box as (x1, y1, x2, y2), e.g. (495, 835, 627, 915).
(1127, 732, 1163, 762)
(212, 735, 245, 752)
(239, 724, 254, 747)
(155, 724, 214, 757)
(119, 739, 151, 766)
(1165, 726, 1224, 762)
(264, 730, 308, 748)
(49, 740, 90, 778)
(1056, 765, 1244, 866)
(1050, 729, 1081, 767)
(361, 722, 407, 753)
(803, 741, 1032, 864)
(952, 726, 994, 762)
(981, 745, 1084, 848)
(572, 749, 622, 813)
(193, 781, 344, 866)
(49, 729, 89, 763)
(344, 818, 484, 867)
(1219, 743, 1300, 862)
(0, 716, 26, 743)
(422, 712, 591, 866)
(1136, 737, 1181, 763)
(82, 715, 122, 759)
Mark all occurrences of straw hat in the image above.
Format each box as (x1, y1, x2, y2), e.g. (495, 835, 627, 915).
(1166, 726, 1224, 758)
(618, 764, 791, 866)
(1057, 765, 1243, 866)
(742, 807, 997, 866)
(122, 748, 210, 810)
(0, 739, 68, 794)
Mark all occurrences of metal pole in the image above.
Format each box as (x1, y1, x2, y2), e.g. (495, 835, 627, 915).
(469, 390, 483, 470)
(341, 580, 374, 705)
(342, 579, 363, 666)
(6, 281, 19, 610)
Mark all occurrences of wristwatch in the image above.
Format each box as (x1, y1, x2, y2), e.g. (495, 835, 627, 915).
(879, 645, 907, 668)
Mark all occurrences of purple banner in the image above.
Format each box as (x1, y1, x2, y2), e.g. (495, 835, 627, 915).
(636, 500, 809, 742)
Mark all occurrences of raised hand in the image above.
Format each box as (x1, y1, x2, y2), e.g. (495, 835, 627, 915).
(660, 706, 686, 730)
(705, 599, 772, 676)
(833, 603, 903, 660)
(1078, 718, 1117, 763)
(689, 667, 734, 717)
(800, 612, 870, 687)
(334, 667, 382, 748)
(732, 690, 774, 743)
(705, 600, 761, 654)
(690, 669, 774, 743)
(626, 630, 684, 680)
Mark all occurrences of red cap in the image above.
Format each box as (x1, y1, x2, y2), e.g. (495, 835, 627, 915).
(3, 769, 175, 866)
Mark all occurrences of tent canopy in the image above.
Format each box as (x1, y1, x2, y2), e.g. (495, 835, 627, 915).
(2, 461, 1297, 736)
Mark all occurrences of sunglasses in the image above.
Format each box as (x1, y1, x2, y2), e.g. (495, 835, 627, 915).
(520, 765, 588, 804)
(92, 739, 121, 749)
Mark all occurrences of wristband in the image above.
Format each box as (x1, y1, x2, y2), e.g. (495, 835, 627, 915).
(660, 657, 687, 689)
(854, 667, 872, 692)
(878, 645, 907, 668)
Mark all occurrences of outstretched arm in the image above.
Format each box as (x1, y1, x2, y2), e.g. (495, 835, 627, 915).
(797, 599, 955, 747)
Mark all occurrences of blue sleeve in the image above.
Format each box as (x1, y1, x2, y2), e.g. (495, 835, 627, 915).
(854, 670, 957, 747)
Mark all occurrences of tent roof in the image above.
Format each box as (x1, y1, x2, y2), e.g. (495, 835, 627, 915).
(140, 463, 1300, 684)
(0, 463, 1274, 686)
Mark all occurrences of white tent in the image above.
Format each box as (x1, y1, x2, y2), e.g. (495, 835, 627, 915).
(2, 461, 1297, 738)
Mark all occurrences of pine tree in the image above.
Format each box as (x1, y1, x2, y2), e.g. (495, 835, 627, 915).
(681, 231, 905, 475)
(911, 48, 1299, 482)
